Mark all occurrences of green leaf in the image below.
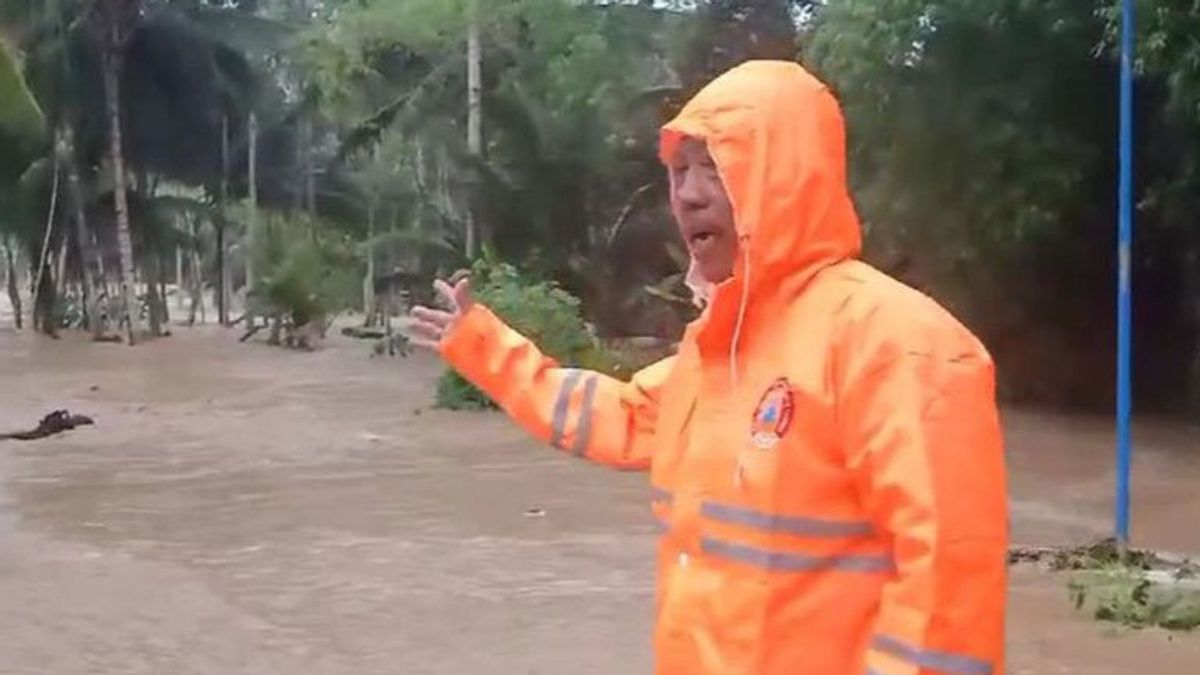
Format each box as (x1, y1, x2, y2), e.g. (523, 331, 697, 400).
(0, 40, 45, 173)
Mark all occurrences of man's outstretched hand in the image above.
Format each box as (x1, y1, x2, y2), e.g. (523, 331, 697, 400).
(410, 271, 473, 349)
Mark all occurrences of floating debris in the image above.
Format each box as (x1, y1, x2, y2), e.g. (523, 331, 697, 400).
(0, 409, 95, 441)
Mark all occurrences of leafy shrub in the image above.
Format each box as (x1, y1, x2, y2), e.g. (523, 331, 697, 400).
(1069, 566, 1200, 632)
(252, 212, 358, 327)
(1014, 538, 1200, 632)
(436, 257, 619, 410)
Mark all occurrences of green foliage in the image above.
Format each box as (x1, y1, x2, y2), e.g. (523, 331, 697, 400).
(673, 0, 799, 98)
(1069, 566, 1200, 632)
(1106, 0, 1200, 118)
(435, 254, 610, 410)
(804, 0, 1132, 408)
(808, 0, 1104, 254)
(252, 211, 359, 326)
(474, 258, 594, 358)
(6, 0, 1200, 412)
(435, 369, 494, 412)
(0, 42, 43, 135)
(1012, 539, 1200, 632)
(0, 40, 45, 179)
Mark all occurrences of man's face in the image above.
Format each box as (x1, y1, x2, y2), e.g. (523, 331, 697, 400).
(668, 137, 738, 284)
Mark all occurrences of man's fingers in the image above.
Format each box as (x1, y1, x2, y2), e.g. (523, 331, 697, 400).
(409, 319, 444, 342)
(453, 277, 473, 308)
(432, 279, 459, 311)
(411, 305, 454, 326)
(410, 336, 441, 350)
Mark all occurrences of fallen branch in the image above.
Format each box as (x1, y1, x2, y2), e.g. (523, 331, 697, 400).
(342, 325, 387, 340)
(0, 410, 94, 441)
(1008, 539, 1197, 573)
(606, 183, 654, 248)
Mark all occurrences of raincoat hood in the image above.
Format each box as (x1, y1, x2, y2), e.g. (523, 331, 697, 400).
(661, 61, 863, 311)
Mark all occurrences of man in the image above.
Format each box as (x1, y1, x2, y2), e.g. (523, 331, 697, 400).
(412, 61, 1007, 675)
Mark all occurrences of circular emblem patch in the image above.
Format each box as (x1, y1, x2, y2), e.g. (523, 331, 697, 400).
(750, 378, 794, 450)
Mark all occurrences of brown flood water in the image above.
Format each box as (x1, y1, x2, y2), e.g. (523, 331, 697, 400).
(1, 317, 1199, 674)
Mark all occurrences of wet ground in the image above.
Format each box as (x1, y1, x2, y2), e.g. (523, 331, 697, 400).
(1, 316, 1199, 674)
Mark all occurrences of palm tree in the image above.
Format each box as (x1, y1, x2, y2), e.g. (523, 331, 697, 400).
(0, 40, 46, 158)
(88, 0, 142, 343)
(1, 39, 45, 329)
(465, 3, 483, 259)
(2, 0, 291, 339)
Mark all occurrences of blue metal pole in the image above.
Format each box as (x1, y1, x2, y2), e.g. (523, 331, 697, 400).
(1115, 0, 1135, 547)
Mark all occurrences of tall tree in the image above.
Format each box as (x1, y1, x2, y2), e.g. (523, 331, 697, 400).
(0, 39, 44, 330)
(465, 3, 483, 259)
(245, 110, 258, 293)
(90, 0, 142, 343)
(0, 39, 46, 163)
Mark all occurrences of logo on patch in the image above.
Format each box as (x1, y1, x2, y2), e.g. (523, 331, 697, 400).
(750, 378, 794, 450)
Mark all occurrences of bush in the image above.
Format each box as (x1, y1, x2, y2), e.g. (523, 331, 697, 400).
(252, 212, 359, 327)
(1069, 566, 1200, 632)
(436, 257, 620, 410)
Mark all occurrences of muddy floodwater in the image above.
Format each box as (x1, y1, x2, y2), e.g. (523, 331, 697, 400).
(2, 319, 1199, 674)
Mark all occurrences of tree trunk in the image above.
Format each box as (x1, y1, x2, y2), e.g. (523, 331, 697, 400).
(293, 118, 305, 212)
(436, 147, 454, 228)
(147, 255, 163, 337)
(175, 246, 183, 307)
(52, 237, 69, 329)
(54, 232, 69, 298)
(30, 154, 60, 330)
(246, 111, 258, 295)
(94, 223, 107, 280)
(187, 213, 205, 326)
(215, 217, 226, 323)
(363, 198, 376, 325)
(3, 240, 22, 330)
(64, 130, 104, 338)
(1184, 247, 1200, 414)
(214, 114, 229, 325)
(303, 117, 316, 217)
(465, 11, 483, 259)
(33, 266, 56, 337)
(157, 267, 169, 329)
(159, 275, 170, 328)
(102, 44, 138, 345)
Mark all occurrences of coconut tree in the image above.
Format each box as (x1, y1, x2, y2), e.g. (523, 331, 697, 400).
(0, 39, 45, 329)
(2, 0, 294, 339)
(86, 0, 142, 343)
(0, 40, 46, 162)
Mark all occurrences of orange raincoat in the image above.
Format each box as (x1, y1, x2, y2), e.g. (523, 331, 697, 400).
(440, 61, 1007, 675)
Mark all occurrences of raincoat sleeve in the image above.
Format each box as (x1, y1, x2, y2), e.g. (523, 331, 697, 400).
(439, 304, 670, 470)
(839, 321, 1007, 675)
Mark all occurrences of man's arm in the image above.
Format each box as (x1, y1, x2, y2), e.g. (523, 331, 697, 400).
(840, 329, 1007, 675)
(440, 304, 670, 470)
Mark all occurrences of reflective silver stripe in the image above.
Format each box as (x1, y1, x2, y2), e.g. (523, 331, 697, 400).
(871, 635, 993, 675)
(702, 501, 873, 538)
(550, 370, 583, 449)
(865, 669, 887, 675)
(701, 537, 893, 573)
(651, 487, 671, 533)
(571, 375, 599, 456)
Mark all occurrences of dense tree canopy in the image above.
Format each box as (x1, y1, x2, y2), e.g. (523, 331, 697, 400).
(3, 0, 1200, 412)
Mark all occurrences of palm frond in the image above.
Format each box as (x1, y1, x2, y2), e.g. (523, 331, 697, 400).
(0, 39, 46, 164)
(361, 227, 455, 254)
(334, 55, 461, 162)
